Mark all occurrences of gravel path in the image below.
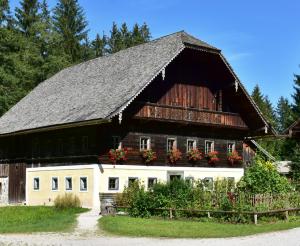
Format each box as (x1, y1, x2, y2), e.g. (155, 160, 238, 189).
(75, 209, 100, 235)
(0, 227, 300, 246)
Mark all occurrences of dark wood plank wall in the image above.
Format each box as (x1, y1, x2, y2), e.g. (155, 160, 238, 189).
(8, 163, 26, 203)
(0, 164, 9, 176)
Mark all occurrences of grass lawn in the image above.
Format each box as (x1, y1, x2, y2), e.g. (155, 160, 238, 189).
(0, 206, 88, 233)
(99, 215, 300, 238)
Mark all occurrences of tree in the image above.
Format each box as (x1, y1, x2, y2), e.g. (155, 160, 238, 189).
(276, 96, 294, 132)
(53, 0, 88, 62)
(15, 0, 40, 36)
(91, 33, 106, 57)
(292, 74, 300, 120)
(251, 84, 265, 112)
(107, 22, 123, 53)
(0, 0, 10, 27)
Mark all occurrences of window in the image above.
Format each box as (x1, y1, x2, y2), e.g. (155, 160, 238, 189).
(33, 177, 39, 190)
(203, 177, 214, 191)
(140, 137, 150, 151)
(80, 177, 87, 191)
(148, 178, 157, 189)
(52, 177, 58, 191)
(108, 177, 119, 190)
(169, 175, 182, 181)
(187, 139, 197, 152)
(82, 136, 89, 153)
(65, 177, 72, 191)
(167, 138, 176, 152)
(112, 136, 122, 149)
(128, 177, 138, 187)
(185, 176, 194, 184)
(205, 140, 214, 154)
(227, 142, 235, 153)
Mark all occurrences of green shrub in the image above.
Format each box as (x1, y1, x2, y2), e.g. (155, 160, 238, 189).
(54, 193, 81, 209)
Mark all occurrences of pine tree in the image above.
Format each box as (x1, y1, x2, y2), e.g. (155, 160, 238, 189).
(276, 96, 294, 132)
(91, 33, 106, 57)
(0, 0, 10, 27)
(15, 0, 40, 36)
(251, 84, 266, 113)
(107, 22, 123, 53)
(120, 22, 131, 49)
(292, 74, 300, 119)
(263, 95, 277, 128)
(53, 0, 88, 62)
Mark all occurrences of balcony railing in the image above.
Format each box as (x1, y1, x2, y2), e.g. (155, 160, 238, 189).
(134, 103, 248, 129)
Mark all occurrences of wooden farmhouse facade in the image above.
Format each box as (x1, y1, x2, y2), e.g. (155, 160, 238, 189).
(0, 31, 274, 207)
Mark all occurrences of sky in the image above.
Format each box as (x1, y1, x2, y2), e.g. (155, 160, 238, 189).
(10, 0, 300, 106)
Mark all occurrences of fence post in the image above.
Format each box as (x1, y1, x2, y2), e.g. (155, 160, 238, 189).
(285, 210, 289, 221)
(254, 213, 258, 225)
(207, 212, 211, 218)
(169, 208, 173, 219)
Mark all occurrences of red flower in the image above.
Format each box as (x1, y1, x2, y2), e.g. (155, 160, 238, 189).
(206, 151, 219, 165)
(227, 151, 242, 165)
(187, 148, 203, 162)
(167, 148, 182, 164)
(141, 149, 157, 163)
(107, 148, 128, 164)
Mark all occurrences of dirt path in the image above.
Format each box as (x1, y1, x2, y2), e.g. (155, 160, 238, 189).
(75, 209, 100, 235)
(0, 228, 300, 246)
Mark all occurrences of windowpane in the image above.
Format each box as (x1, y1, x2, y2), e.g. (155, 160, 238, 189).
(65, 177, 72, 190)
(108, 177, 119, 190)
(52, 177, 58, 190)
(80, 177, 87, 191)
(205, 141, 214, 154)
(148, 178, 157, 189)
(227, 142, 235, 153)
(112, 136, 122, 149)
(128, 177, 138, 187)
(187, 139, 196, 152)
(33, 178, 39, 190)
(203, 177, 213, 191)
(140, 137, 150, 151)
(167, 138, 176, 152)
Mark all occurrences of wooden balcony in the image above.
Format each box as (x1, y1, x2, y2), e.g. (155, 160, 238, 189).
(133, 103, 248, 129)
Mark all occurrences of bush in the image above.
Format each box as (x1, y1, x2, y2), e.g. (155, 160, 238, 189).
(237, 157, 293, 194)
(54, 193, 81, 209)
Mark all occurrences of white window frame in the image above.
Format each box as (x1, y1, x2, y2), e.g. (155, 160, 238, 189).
(65, 177, 73, 191)
(227, 141, 236, 153)
(51, 177, 59, 191)
(186, 139, 197, 153)
(205, 140, 214, 154)
(112, 136, 122, 149)
(147, 177, 157, 189)
(33, 177, 40, 191)
(140, 137, 151, 151)
(79, 176, 88, 192)
(167, 138, 177, 152)
(108, 177, 119, 190)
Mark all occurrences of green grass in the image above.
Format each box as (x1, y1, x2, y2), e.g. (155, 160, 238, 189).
(0, 206, 88, 233)
(99, 216, 300, 238)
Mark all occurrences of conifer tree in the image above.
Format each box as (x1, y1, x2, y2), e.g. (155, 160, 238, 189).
(107, 22, 123, 53)
(251, 84, 266, 113)
(15, 0, 40, 36)
(292, 74, 300, 119)
(276, 96, 294, 132)
(53, 0, 88, 62)
(0, 0, 10, 27)
(91, 33, 106, 57)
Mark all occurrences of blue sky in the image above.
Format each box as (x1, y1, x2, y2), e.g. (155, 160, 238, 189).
(11, 0, 300, 106)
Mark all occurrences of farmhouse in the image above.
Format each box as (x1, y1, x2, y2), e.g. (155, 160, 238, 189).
(0, 31, 274, 208)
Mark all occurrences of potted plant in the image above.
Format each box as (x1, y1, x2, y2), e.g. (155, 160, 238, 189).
(108, 148, 128, 164)
(140, 149, 157, 164)
(227, 150, 242, 166)
(167, 148, 182, 164)
(187, 148, 203, 163)
(206, 151, 219, 165)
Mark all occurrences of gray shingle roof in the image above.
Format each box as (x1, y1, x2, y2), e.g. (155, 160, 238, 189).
(0, 31, 221, 135)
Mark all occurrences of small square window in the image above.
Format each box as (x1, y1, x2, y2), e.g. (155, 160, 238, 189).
(108, 177, 119, 190)
(80, 177, 87, 191)
(227, 142, 235, 153)
(52, 177, 58, 191)
(140, 137, 150, 151)
(167, 138, 176, 152)
(128, 177, 138, 187)
(187, 139, 196, 152)
(205, 140, 214, 154)
(112, 136, 122, 149)
(203, 177, 214, 191)
(33, 177, 39, 190)
(148, 177, 157, 189)
(65, 177, 72, 191)
(185, 176, 194, 185)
